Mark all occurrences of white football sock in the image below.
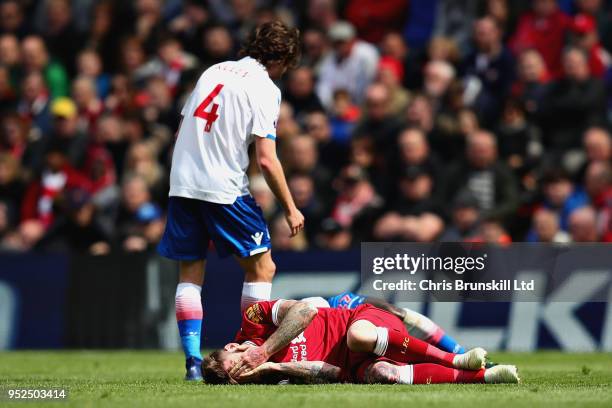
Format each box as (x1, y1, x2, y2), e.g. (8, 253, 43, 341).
(397, 365, 414, 384)
(240, 282, 272, 311)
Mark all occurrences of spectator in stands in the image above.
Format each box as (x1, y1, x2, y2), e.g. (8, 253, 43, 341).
(301, 28, 329, 73)
(570, 13, 610, 79)
(0, 200, 12, 245)
(443, 130, 519, 222)
(76, 49, 111, 99)
(202, 25, 235, 68)
(539, 47, 606, 155)
(167, 0, 210, 56)
(17, 71, 51, 138)
(569, 205, 600, 241)
(41, 0, 83, 75)
(306, 110, 348, 173)
(124, 141, 167, 204)
(20, 140, 92, 231)
(284, 66, 324, 119)
(36, 187, 111, 254)
(21, 35, 69, 98)
(288, 173, 325, 243)
(575, 0, 612, 53)
(72, 76, 104, 131)
(315, 217, 352, 250)
(48, 97, 89, 168)
(132, 0, 165, 54)
(510, 0, 571, 78)
(583, 126, 611, 165)
(376, 56, 410, 116)
(575, 126, 612, 181)
(0, 153, 23, 228)
(115, 173, 164, 252)
(353, 83, 403, 152)
(316, 21, 379, 109)
(478, 218, 512, 244)
(422, 60, 455, 111)
(538, 169, 589, 232)
(395, 127, 442, 193)
(440, 190, 481, 241)
(374, 166, 444, 242)
(380, 32, 420, 90)
(0, 113, 28, 163)
(529, 208, 571, 243)
(0, 33, 21, 84)
(134, 36, 198, 93)
(140, 76, 177, 129)
(496, 98, 541, 172)
(119, 36, 147, 78)
(405, 94, 435, 137)
(328, 90, 360, 147)
(583, 161, 612, 242)
(0, 0, 29, 38)
(330, 164, 382, 237)
(512, 48, 550, 117)
(463, 16, 515, 125)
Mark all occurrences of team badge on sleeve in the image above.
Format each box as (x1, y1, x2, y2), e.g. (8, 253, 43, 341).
(246, 303, 263, 323)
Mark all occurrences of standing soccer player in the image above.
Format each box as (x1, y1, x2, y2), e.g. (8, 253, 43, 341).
(157, 21, 304, 380)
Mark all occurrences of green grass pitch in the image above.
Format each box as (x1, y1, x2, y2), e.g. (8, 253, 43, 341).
(1, 351, 611, 407)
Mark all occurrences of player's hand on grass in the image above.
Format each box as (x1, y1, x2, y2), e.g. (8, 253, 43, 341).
(229, 345, 269, 379)
(236, 362, 279, 383)
(285, 208, 305, 237)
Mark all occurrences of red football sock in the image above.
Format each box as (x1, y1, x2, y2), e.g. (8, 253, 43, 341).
(376, 328, 456, 367)
(412, 363, 485, 384)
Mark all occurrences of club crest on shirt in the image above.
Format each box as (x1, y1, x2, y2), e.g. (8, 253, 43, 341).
(246, 303, 263, 323)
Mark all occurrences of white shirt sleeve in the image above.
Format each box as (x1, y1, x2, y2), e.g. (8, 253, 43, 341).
(271, 299, 286, 326)
(180, 88, 197, 116)
(250, 86, 280, 140)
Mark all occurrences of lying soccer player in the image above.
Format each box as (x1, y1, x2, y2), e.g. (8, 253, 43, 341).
(317, 292, 465, 353)
(201, 300, 519, 385)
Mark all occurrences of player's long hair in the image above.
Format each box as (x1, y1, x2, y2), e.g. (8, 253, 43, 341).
(202, 351, 236, 385)
(239, 21, 301, 70)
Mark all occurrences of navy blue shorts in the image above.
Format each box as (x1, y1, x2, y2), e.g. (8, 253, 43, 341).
(157, 195, 271, 260)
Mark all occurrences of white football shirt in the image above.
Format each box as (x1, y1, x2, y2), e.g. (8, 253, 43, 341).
(169, 57, 281, 204)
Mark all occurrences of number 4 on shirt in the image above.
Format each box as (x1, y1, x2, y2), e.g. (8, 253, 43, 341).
(194, 84, 224, 132)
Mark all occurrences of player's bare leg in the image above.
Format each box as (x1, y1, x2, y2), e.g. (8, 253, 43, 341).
(176, 259, 206, 380)
(235, 250, 276, 311)
(346, 319, 486, 370)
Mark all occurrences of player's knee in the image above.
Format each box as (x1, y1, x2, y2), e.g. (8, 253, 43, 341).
(256, 257, 275, 281)
(346, 322, 377, 353)
(364, 361, 397, 384)
(179, 260, 205, 284)
(266, 258, 276, 277)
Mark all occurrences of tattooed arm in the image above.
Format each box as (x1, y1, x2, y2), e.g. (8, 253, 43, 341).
(275, 361, 341, 384)
(262, 300, 318, 357)
(229, 300, 318, 378)
(238, 361, 341, 384)
(363, 361, 403, 384)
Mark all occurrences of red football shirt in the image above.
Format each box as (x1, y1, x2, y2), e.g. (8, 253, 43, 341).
(235, 300, 354, 366)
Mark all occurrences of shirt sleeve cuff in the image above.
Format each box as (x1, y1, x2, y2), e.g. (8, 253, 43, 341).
(271, 299, 285, 326)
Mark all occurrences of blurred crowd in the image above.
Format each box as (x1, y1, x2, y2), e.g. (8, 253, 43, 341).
(0, 0, 611, 255)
